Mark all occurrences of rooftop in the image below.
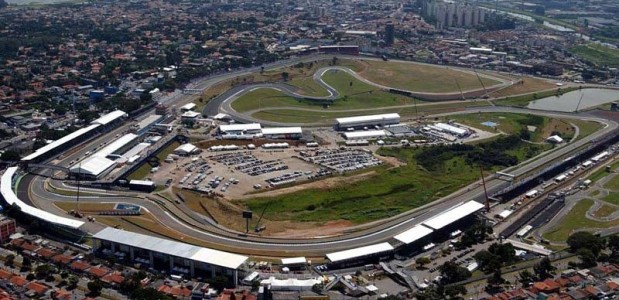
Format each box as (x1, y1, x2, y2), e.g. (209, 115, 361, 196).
(93, 227, 248, 270)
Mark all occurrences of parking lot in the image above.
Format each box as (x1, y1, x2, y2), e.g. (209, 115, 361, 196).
(148, 148, 322, 199)
(298, 149, 383, 173)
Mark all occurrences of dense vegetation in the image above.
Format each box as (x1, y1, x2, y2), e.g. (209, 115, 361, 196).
(415, 135, 522, 171)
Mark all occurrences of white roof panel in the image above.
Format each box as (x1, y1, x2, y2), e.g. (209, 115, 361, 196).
(336, 113, 400, 126)
(137, 115, 163, 129)
(281, 257, 307, 265)
(435, 123, 467, 136)
(422, 201, 484, 230)
(219, 123, 262, 132)
(182, 111, 201, 118)
(70, 156, 116, 176)
(326, 243, 394, 263)
(175, 143, 197, 154)
(22, 124, 101, 161)
(122, 143, 150, 159)
(92, 110, 127, 126)
(95, 133, 138, 158)
(180, 103, 196, 111)
(394, 224, 434, 245)
(1, 167, 84, 229)
(343, 130, 387, 139)
(129, 180, 155, 186)
(93, 227, 247, 269)
(261, 127, 303, 135)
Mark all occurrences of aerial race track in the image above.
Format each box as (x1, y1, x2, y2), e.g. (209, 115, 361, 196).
(8, 54, 619, 257)
(203, 59, 514, 126)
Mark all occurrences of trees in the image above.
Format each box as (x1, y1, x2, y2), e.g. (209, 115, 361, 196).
(607, 235, 619, 258)
(533, 257, 555, 280)
(281, 71, 289, 81)
(4, 254, 14, 267)
(577, 248, 597, 268)
(518, 269, 534, 287)
(87, 278, 103, 296)
(474, 250, 502, 273)
(0, 150, 20, 161)
(567, 232, 603, 256)
(416, 256, 431, 269)
(439, 261, 472, 284)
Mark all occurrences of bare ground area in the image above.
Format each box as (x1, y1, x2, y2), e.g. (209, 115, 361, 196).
(489, 77, 557, 98)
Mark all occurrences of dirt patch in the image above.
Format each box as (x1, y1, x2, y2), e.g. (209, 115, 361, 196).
(238, 170, 379, 200)
(490, 77, 556, 98)
(268, 220, 355, 238)
(540, 118, 574, 142)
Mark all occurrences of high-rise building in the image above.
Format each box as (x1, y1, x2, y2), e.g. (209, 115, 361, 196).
(0, 217, 16, 243)
(422, 0, 487, 29)
(385, 22, 395, 46)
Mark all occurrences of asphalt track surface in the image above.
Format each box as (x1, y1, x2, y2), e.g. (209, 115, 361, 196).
(19, 55, 619, 256)
(203, 60, 513, 127)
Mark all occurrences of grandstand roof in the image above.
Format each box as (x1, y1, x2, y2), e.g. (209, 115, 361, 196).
(336, 113, 400, 126)
(92, 110, 127, 126)
(422, 201, 484, 230)
(261, 127, 303, 135)
(21, 124, 101, 162)
(219, 123, 262, 132)
(326, 243, 394, 263)
(281, 257, 306, 265)
(393, 224, 434, 245)
(1, 167, 84, 229)
(69, 156, 116, 177)
(93, 227, 248, 269)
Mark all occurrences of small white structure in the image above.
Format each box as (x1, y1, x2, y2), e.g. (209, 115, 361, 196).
(336, 113, 400, 130)
(433, 123, 469, 137)
(181, 111, 201, 122)
(525, 190, 539, 198)
(69, 156, 117, 180)
(262, 143, 289, 149)
(343, 130, 388, 140)
(180, 103, 196, 112)
(546, 135, 564, 144)
(174, 143, 199, 156)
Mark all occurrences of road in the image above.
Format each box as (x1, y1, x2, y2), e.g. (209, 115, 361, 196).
(17, 55, 619, 256)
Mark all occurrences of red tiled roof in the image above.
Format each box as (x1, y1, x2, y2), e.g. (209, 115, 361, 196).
(0, 269, 12, 280)
(51, 254, 73, 265)
(101, 272, 124, 285)
(158, 285, 191, 298)
(87, 266, 110, 278)
(53, 289, 71, 300)
(19, 242, 39, 252)
(25, 282, 49, 295)
(606, 281, 619, 290)
(9, 276, 27, 287)
(35, 248, 57, 259)
(70, 260, 90, 271)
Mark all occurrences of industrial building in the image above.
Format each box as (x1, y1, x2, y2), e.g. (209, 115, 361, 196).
(326, 243, 394, 268)
(261, 127, 303, 140)
(335, 113, 400, 130)
(431, 123, 469, 138)
(21, 110, 128, 164)
(219, 123, 263, 138)
(92, 227, 248, 285)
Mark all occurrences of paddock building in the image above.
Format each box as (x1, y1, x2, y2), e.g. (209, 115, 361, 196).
(92, 227, 248, 285)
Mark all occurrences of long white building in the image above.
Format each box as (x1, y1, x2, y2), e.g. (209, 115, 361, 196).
(336, 113, 400, 130)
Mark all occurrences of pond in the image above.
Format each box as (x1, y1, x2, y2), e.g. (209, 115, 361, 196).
(527, 88, 619, 112)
